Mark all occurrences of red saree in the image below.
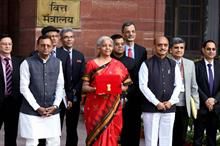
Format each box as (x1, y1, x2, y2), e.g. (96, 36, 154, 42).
(83, 58, 130, 146)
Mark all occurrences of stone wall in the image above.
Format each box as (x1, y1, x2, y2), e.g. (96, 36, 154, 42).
(1, 0, 166, 59)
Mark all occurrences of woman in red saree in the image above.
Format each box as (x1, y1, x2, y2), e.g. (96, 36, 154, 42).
(82, 36, 132, 146)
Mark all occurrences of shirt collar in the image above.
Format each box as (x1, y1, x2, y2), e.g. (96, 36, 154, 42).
(174, 58, 182, 64)
(0, 54, 11, 61)
(53, 47, 57, 53)
(125, 44, 134, 50)
(204, 58, 214, 66)
(63, 47, 72, 53)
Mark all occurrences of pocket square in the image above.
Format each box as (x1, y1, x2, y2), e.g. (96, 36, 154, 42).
(76, 59, 82, 63)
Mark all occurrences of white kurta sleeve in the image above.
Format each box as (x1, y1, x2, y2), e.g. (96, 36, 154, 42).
(20, 60, 40, 111)
(139, 62, 160, 106)
(168, 64, 181, 105)
(53, 62, 64, 107)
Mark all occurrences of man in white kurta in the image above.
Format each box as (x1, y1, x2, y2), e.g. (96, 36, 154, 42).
(139, 36, 181, 146)
(19, 35, 64, 146)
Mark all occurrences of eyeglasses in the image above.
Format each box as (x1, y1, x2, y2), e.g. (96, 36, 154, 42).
(206, 48, 216, 51)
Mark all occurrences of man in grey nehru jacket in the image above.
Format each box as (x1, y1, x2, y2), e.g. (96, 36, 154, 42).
(19, 35, 64, 146)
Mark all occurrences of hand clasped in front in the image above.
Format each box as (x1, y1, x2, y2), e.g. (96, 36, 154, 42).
(37, 106, 57, 117)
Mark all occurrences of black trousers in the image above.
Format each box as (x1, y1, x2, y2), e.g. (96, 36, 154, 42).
(172, 106, 189, 146)
(0, 97, 20, 146)
(193, 111, 218, 146)
(38, 101, 80, 146)
(121, 100, 142, 146)
(60, 101, 80, 146)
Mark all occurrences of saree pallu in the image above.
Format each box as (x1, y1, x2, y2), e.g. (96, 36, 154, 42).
(83, 59, 131, 146)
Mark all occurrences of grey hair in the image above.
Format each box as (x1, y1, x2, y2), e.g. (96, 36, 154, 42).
(170, 37, 185, 48)
(96, 36, 113, 48)
(60, 28, 74, 38)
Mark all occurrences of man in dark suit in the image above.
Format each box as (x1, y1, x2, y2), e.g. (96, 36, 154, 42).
(60, 28, 85, 146)
(110, 34, 136, 112)
(120, 21, 147, 146)
(110, 34, 135, 80)
(0, 34, 23, 146)
(38, 26, 71, 146)
(194, 40, 220, 146)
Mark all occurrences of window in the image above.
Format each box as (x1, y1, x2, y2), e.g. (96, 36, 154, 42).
(165, 0, 207, 57)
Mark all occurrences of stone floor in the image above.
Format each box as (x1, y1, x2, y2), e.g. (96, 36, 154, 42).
(0, 113, 145, 146)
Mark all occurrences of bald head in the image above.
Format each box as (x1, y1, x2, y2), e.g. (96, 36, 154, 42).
(154, 36, 169, 45)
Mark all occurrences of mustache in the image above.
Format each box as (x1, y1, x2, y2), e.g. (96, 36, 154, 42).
(128, 36, 134, 38)
(159, 48, 167, 51)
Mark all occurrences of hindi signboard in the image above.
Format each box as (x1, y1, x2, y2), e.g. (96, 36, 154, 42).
(37, 0, 80, 28)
